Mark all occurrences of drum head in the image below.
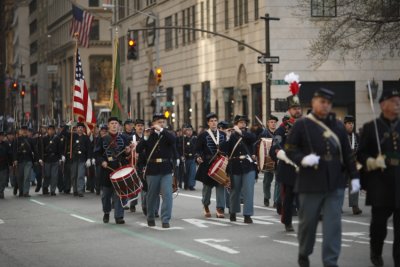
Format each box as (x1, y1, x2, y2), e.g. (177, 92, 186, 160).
(110, 166, 135, 180)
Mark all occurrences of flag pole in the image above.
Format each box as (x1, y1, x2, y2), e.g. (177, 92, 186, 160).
(70, 32, 79, 159)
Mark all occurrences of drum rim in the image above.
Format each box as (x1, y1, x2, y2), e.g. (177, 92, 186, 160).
(110, 165, 136, 180)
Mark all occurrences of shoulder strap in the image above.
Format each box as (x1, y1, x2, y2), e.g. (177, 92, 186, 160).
(229, 137, 242, 159)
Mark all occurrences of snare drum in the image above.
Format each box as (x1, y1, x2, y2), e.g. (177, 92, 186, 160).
(110, 166, 143, 199)
(207, 155, 230, 187)
(257, 138, 275, 172)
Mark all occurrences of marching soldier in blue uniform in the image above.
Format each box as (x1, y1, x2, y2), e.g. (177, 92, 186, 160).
(195, 113, 227, 218)
(5, 130, 16, 195)
(358, 87, 400, 267)
(270, 95, 302, 232)
(39, 125, 63, 196)
(12, 125, 37, 197)
(0, 131, 11, 199)
(70, 122, 92, 197)
(95, 117, 131, 224)
(177, 123, 197, 190)
(222, 115, 257, 223)
(136, 113, 176, 228)
(285, 88, 360, 267)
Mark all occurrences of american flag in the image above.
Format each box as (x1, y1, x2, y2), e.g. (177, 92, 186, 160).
(70, 4, 94, 48)
(73, 49, 96, 129)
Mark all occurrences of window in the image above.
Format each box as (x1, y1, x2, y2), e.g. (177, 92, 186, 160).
(165, 16, 173, 50)
(224, 87, 234, 123)
(29, 19, 37, 35)
(382, 0, 400, 17)
(212, 0, 217, 33)
(251, 83, 263, 121)
(206, 0, 211, 36)
(187, 7, 191, 43)
(30, 41, 38, 55)
(202, 81, 211, 126)
(137, 92, 141, 119)
(311, 0, 337, 17)
(183, 85, 191, 124)
(182, 10, 186, 45)
(133, 0, 141, 11)
(118, 0, 125, 20)
(254, 0, 259, 20)
(146, 0, 156, 7)
(29, 0, 37, 14)
(30, 62, 38, 76)
(234, 0, 249, 26)
(119, 36, 125, 63)
(201, 2, 205, 37)
(224, 0, 229, 30)
(192, 6, 196, 41)
(174, 13, 179, 48)
(88, 0, 99, 7)
(89, 20, 99, 40)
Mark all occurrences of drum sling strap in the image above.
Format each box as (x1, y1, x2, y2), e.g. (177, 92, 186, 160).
(143, 136, 163, 178)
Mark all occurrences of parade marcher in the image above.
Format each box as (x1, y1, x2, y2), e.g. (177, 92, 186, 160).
(358, 87, 400, 267)
(343, 115, 362, 215)
(56, 124, 66, 193)
(195, 113, 227, 218)
(218, 121, 232, 210)
(136, 113, 176, 228)
(270, 79, 302, 232)
(176, 123, 197, 190)
(0, 131, 10, 199)
(285, 88, 360, 267)
(258, 115, 278, 207)
(60, 125, 72, 194)
(70, 122, 92, 197)
(39, 125, 63, 196)
(93, 125, 108, 195)
(5, 130, 17, 195)
(12, 125, 37, 197)
(95, 117, 131, 224)
(122, 119, 135, 140)
(222, 115, 257, 223)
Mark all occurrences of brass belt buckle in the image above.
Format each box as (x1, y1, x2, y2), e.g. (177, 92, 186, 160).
(78, 151, 82, 154)
(107, 157, 113, 161)
(155, 158, 162, 163)
(239, 155, 246, 159)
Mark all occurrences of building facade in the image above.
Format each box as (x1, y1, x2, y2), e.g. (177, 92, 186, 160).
(112, 0, 400, 130)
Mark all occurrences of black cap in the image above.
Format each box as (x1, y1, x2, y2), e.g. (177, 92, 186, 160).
(217, 121, 229, 129)
(124, 119, 133, 125)
(287, 95, 301, 108)
(313, 88, 335, 101)
(134, 119, 145, 125)
(182, 123, 193, 129)
(152, 113, 166, 122)
(379, 87, 400, 103)
(76, 122, 85, 128)
(234, 115, 250, 124)
(47, 124, 55, 129)
(205, 112, 218, 121)
(267, 115, 279, 122)
(343, 115, 355, 123)
(108, 117, 119, 123)
(100, 125, 108, 130)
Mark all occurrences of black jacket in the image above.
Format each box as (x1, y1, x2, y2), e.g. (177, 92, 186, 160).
(136, 129, 176, 176)
(358, 114, 400, 208)
(0, 141, 10, 170)
(40, 134, 63, 163)
(71, 133, 92, 162)
(176, 135, 197, 159)
(286, 113, 358, 193)
(13, 136, 37, 163)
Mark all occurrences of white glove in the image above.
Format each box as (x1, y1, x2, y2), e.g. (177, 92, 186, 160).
(350, 178, 360, 194)
(301, 154, 320, 167)
(61, 155, 66, 163)
(85, 159, 91, 167)
(91, 158, 96, 165)
(39, 159, 44, 166)
(277, 150, 290, 164)
(176, 159, 180, 167)
(366, 155, 386, 171)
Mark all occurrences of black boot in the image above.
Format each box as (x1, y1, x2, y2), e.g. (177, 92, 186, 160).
(230, 213, 236, 222)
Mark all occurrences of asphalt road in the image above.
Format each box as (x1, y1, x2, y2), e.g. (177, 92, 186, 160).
(0, 177, 395, 267)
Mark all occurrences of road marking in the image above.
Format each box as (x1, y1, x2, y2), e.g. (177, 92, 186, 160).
(183, 218, 230, 228)
(175, 250, 219, 266)
(137, 222, 184, 230)
(354, 241, 369, 245)
(342, 232, 368, 237)
(195, 239, 240, 254)
(342, 219, 393, 230)
(0, 219, 4, 224)
(259, 235, 269, 238)
(273, 240, 298, 246)
(30, 199, 45, 206)
(70, 214, 96, 223)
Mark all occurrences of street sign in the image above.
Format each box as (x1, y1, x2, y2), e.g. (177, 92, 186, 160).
(257, 56, 279, 64)
(151, 91, 167, 98)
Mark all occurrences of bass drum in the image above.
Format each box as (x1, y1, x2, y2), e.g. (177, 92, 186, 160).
(257, 138, 275, 172)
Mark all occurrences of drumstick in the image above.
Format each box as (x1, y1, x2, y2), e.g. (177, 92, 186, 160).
(106, 166, 116, 172)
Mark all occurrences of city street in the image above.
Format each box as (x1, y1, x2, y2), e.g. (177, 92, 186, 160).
(0, 177, 394, 267)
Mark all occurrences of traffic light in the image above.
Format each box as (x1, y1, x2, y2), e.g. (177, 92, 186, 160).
(156, 67, 162, 85)
(127, 38, 138, 60)
(20, 85, 26, 98)
(12, 81, 18, 90)
(164, 110, 170, 119)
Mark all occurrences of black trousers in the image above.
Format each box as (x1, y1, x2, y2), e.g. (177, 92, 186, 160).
(370, 206, 400, 266)
(280, 184, 297, 226)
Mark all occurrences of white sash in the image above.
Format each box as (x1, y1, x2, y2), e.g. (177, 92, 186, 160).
(206, 129, 220, 145)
